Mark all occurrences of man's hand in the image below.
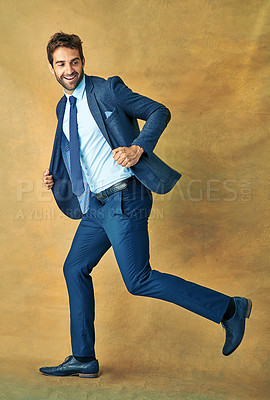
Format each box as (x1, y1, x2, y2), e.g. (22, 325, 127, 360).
(112, 145, 144, 168)
(42, 168, 54, 190)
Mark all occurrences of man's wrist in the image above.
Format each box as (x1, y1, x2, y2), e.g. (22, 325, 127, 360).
(132, 144, 144, 156)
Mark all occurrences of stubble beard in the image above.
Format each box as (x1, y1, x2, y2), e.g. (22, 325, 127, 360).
(55, 69, 84, 92)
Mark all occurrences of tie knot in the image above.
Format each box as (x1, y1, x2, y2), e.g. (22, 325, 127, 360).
(69, 96, 77, 106)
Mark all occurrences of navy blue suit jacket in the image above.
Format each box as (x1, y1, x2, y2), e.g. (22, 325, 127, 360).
(49, 75, 182, 219)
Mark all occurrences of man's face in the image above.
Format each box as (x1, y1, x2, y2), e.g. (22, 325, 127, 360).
(50, 47, 85, 94)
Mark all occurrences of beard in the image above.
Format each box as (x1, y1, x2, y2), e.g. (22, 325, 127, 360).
(55, 69, 84, 92)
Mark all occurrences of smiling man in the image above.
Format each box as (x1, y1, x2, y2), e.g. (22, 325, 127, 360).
(40, 32, 252, 378)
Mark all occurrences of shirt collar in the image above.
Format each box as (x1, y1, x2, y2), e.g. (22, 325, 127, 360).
(64, 74, 86, 100)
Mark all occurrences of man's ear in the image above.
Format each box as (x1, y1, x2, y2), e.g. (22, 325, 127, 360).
(82, 57, 85, 67)
(48, 63, 55, 75)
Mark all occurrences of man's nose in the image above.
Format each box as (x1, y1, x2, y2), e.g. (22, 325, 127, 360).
(65, 64, 74, 75)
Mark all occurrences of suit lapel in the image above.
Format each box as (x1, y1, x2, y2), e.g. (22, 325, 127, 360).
(56, 96, 67, 139)
(85, 75, 113, 148)
(49, 96, 67, 172)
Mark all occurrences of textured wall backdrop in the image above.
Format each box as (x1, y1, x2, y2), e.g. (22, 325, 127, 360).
(0, 0, 269, 399)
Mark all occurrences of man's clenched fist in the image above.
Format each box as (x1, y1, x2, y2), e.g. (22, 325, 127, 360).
(43, 168, 54, 190)
(112, 145, 144, 168)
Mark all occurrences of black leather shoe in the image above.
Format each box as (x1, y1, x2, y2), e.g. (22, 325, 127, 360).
(221, 297, 252, 356)
(39, 355, 99, 378)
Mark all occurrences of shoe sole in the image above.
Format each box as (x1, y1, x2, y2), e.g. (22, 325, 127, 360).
(40, 371, 99, 378)
(78, 373, 99, 378)
(246, 299, 252, 318)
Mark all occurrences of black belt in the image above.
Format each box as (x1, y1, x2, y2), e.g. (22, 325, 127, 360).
(95, 177, 135, 200)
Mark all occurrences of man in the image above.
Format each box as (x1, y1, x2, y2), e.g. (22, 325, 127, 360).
(40, 32, 252, 378)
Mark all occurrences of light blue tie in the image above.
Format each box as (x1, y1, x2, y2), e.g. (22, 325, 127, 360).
(69, 96, 85, 196)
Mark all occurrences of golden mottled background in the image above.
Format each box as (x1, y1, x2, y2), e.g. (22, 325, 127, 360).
(1, 0, 269, 399)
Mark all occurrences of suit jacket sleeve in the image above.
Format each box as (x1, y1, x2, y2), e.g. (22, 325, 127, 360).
(108, 76, 171, 156)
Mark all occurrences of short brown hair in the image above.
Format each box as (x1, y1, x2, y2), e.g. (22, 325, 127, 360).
(47, 32, 84, 66)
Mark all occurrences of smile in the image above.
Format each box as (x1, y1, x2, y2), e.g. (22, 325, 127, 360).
(64, 75, 77, 81)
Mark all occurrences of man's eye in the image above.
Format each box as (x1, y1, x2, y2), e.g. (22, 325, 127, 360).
(73, 61, 78, 65)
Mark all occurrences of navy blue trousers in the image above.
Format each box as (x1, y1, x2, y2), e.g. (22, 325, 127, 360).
(63, 178, 231, 357)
